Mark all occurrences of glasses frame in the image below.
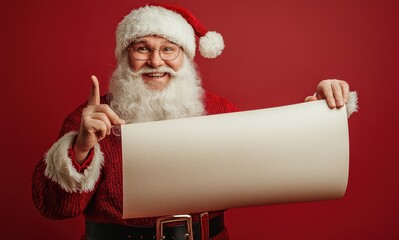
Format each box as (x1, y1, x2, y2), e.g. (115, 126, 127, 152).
(127, 45, 181, 61)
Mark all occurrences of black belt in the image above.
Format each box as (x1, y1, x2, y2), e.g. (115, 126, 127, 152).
(85, 214, 224, 240)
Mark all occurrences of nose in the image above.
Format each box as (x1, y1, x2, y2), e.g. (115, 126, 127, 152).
(146, 50, 165, 68)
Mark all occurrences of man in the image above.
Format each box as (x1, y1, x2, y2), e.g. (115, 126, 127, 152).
(32, 4, 355, 240)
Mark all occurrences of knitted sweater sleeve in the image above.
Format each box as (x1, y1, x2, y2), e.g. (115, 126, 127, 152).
(32, 102, 103, 220)
(204, 92, 239, 114)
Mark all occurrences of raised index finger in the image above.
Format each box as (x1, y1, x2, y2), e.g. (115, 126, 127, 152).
(88, 75, 100, 106)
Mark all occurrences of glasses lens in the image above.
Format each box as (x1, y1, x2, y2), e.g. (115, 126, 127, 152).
(159, 45, 180, 61)
(130, 45, 150, 60)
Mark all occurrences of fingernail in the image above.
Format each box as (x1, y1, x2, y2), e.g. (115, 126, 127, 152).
(329, 100, 336, 108)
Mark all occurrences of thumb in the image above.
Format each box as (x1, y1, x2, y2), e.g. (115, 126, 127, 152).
(115, 117, 126, 125)
(305, 95, 318, 102)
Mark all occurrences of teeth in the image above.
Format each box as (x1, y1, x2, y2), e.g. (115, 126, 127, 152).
(147, 72, 165, 78)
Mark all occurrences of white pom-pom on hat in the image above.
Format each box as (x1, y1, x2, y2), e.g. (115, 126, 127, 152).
(199, 31, 225, 58)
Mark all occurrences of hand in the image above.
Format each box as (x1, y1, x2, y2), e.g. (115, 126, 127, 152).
(73, 75, 125, 163)
(305, 79, 350, 109)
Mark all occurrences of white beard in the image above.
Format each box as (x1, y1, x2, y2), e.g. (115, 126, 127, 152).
(108, 56, 205, 123)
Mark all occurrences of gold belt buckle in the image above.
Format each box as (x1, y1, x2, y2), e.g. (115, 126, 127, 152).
(156, 214, 194, 240)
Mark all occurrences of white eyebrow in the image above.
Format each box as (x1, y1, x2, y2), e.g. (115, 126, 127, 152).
(133, 39, 147, 44)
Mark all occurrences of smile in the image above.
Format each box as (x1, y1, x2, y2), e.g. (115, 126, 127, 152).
(145, 72, 168, 78)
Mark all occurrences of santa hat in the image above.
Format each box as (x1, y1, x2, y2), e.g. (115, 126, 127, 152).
(115, 4, 224, 61)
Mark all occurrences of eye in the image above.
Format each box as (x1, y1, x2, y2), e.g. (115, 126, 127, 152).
(161, 45, 177, 54)
(133, 45, 150, 53)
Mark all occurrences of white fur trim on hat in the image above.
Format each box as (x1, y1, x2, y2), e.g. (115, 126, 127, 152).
(199, 31, 225, 58)
(115, 6, 196, 61)
(44, 131, 104, 193)
(346, 91, 358, 118)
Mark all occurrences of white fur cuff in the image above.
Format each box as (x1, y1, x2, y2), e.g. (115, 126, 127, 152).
(44, 131, 104, 193)
(346, 91, 358, 118)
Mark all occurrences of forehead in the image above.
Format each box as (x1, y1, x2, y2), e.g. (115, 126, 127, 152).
(133, 35, 176, 45)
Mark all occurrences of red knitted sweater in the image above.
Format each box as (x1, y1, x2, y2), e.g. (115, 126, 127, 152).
(32, 92, 238, 239)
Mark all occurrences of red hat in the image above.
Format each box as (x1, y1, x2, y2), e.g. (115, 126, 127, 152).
(115, 4, 225, 61)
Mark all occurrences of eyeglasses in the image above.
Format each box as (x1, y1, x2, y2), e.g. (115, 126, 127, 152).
(127, 43, 181, 61)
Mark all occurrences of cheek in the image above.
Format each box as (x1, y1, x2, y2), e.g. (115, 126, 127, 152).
(167, 54, 184, 71)
(129, 56, 144, 71)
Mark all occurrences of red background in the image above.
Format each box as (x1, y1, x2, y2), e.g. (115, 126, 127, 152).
(1, 0, 398, 239)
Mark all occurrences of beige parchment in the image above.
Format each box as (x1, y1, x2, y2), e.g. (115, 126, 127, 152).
(122, 100, 349, 219)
